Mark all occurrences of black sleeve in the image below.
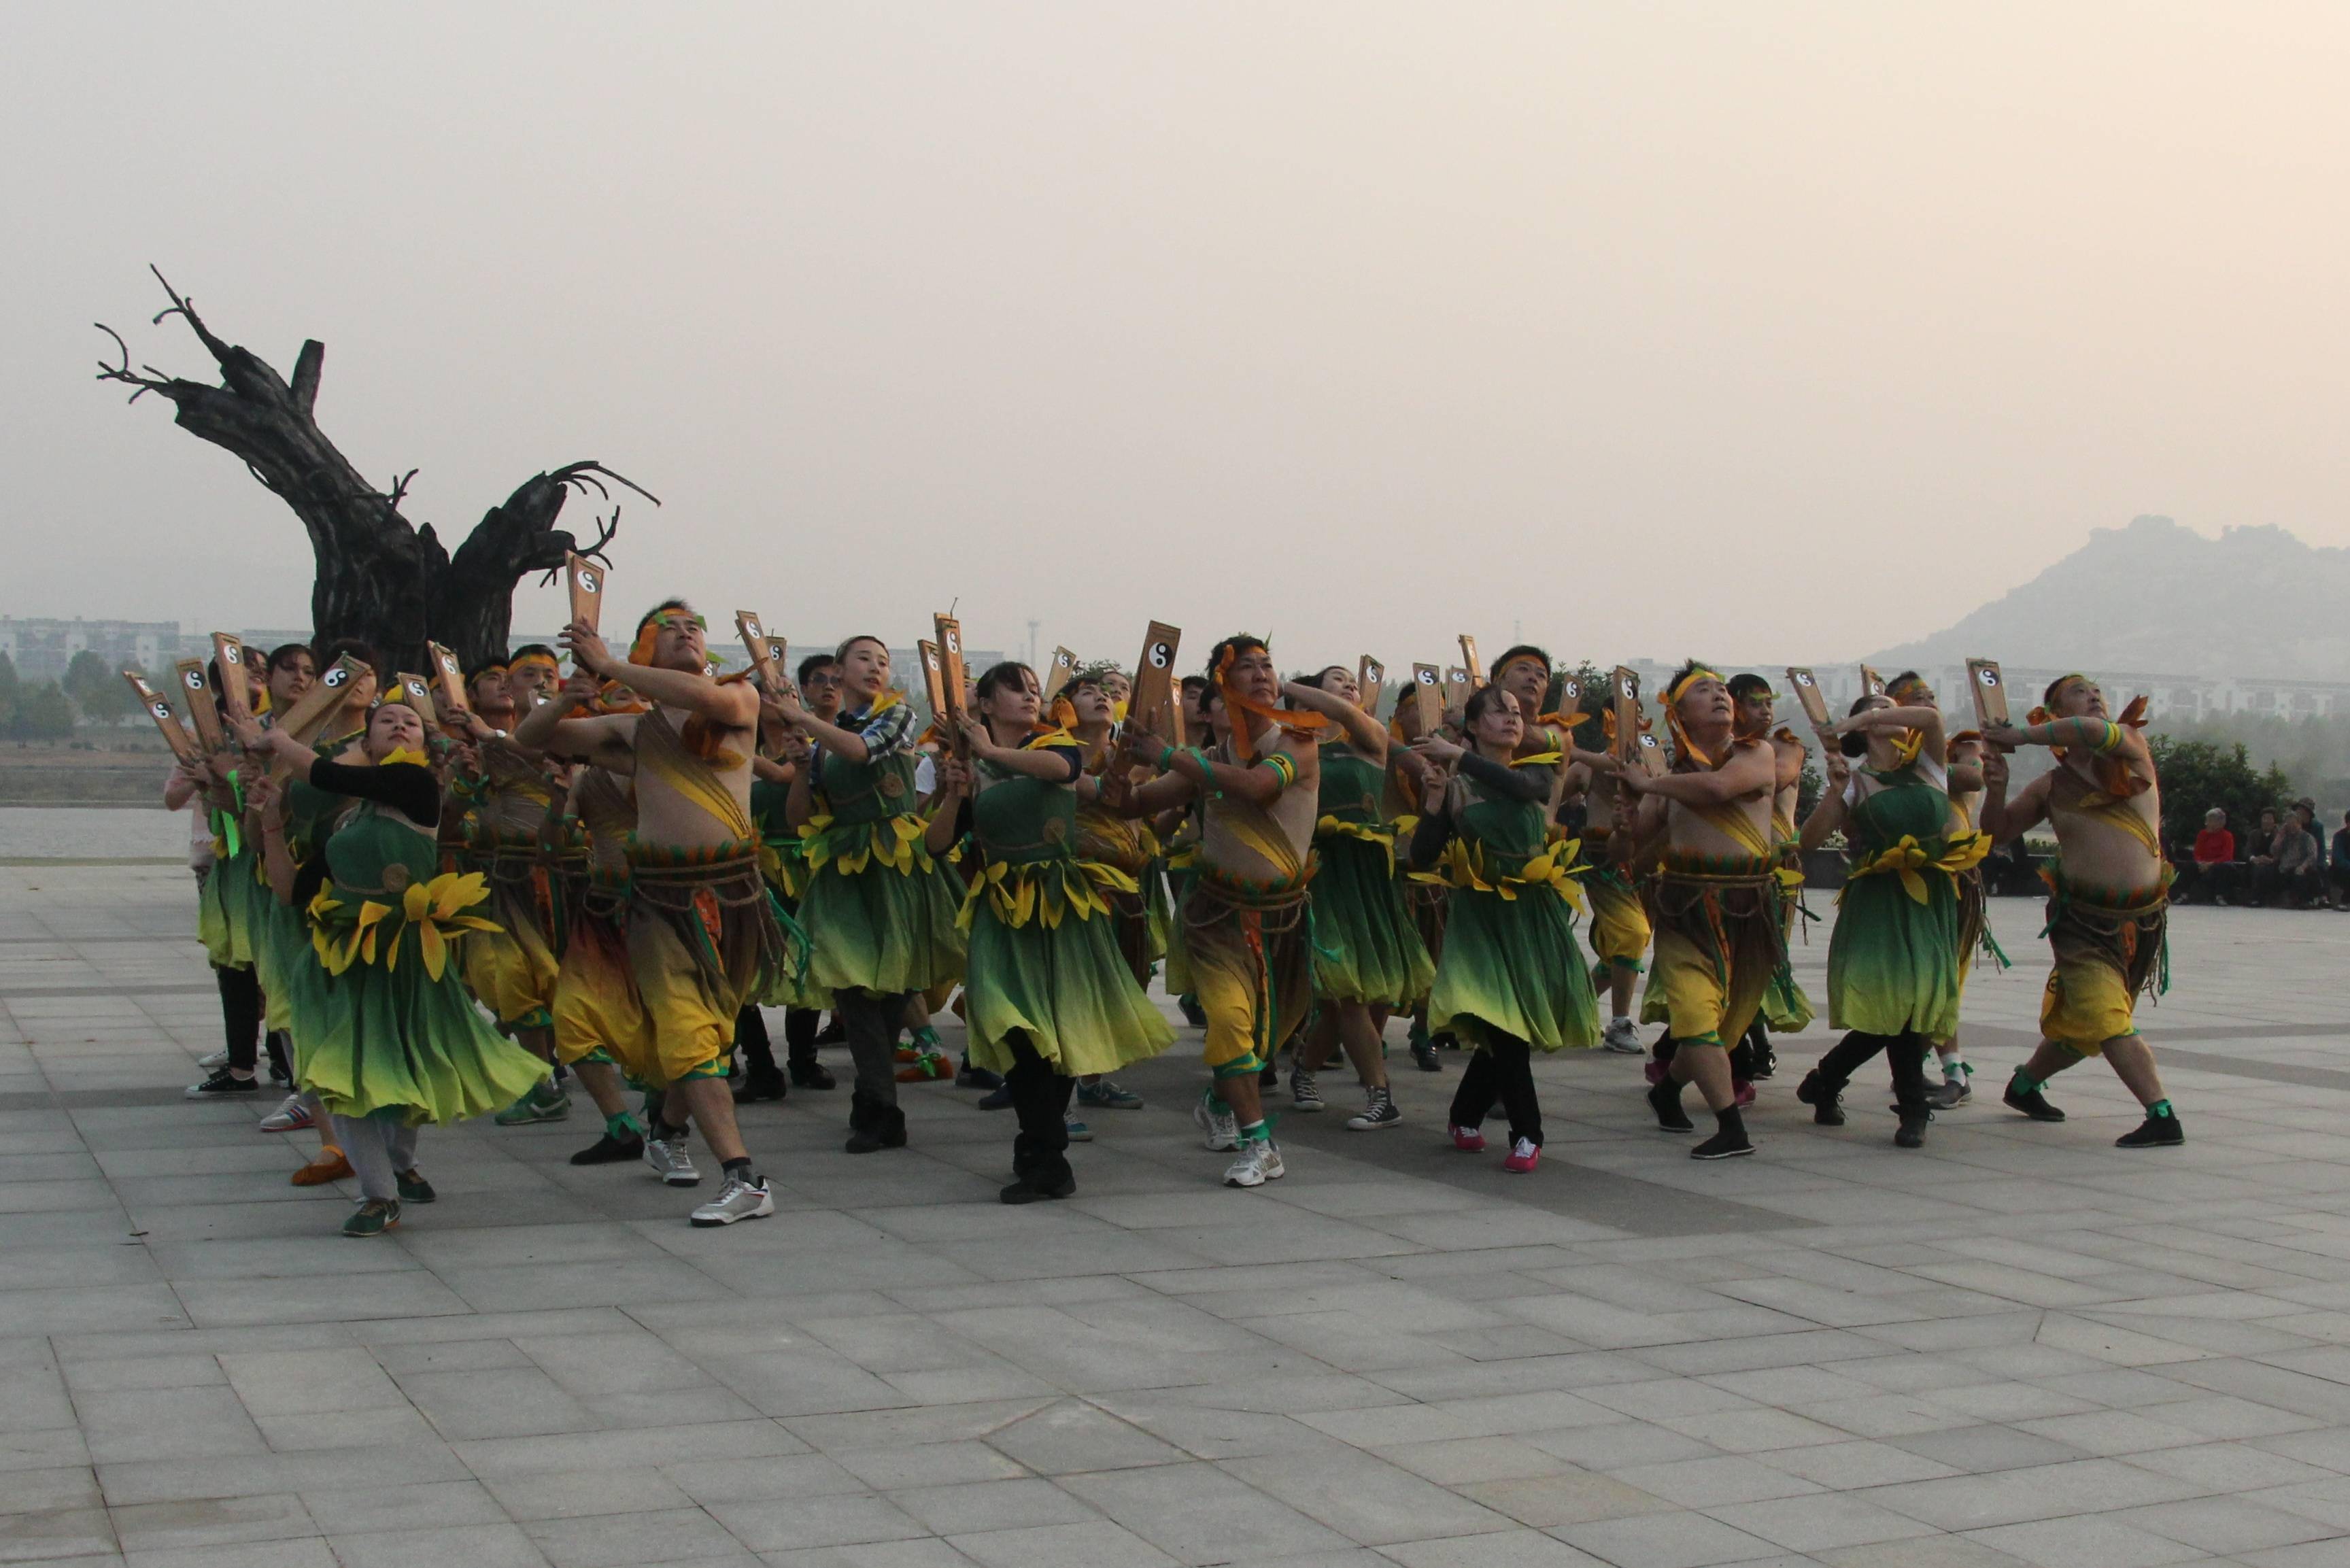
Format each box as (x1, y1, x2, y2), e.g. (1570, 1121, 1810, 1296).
(304, 760, 441, 830)
(1408, 802, 1454, 870)
(1455, 750, 1546, 803)
(290, 853, 328, 915)
(1050, 749, 1084, 784)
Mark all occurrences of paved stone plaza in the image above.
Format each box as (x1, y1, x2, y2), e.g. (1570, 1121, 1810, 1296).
(4, 859, 2350, 1567)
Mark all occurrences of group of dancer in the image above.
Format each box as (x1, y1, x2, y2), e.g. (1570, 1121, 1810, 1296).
(168, 604, 2187, 1238)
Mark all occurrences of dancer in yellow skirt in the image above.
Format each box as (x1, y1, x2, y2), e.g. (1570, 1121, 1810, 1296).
(1979, 674, 2181, 1148)
(519, 600, 807, 1225)
(1625, 664, 1782, 1160)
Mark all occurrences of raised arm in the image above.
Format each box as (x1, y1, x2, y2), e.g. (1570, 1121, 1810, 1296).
(1835, 704, 1946, 764)
(1981, 715, 2149, 763)
(964, 719, 1087, 783)
(1620, 741, 1776, 805)
(1973, 749, 2049, 841)
(563, 619, 757, 726)
(1280, 679, 1384, 760)
(1798, 749, 1850, 852)
(513, 672, 635, 767)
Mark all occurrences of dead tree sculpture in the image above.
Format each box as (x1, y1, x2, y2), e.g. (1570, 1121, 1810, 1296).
(95, 267, 655, 672)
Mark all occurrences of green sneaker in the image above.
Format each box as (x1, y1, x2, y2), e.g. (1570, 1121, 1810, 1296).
(494, 1079, 570, 1125)
(342, 1199, 401, 1238)
(395, 1168, 437, 1204)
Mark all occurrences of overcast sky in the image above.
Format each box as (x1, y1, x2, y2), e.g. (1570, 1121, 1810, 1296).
(7, 3, 2348, 673)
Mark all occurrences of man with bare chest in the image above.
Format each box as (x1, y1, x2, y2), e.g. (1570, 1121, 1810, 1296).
(517, 599, 804, 1223)
(1979, 674, 2180, 1147)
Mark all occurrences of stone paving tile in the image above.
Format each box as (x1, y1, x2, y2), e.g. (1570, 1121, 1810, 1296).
(7, 868, 2350, 1565)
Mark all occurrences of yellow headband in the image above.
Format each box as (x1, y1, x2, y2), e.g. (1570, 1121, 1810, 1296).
(1665, 666, 1724, 706)
(509, 652, 559, 677)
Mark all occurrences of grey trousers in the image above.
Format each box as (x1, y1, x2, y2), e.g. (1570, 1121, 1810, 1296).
(330, 1110, 420, 1201)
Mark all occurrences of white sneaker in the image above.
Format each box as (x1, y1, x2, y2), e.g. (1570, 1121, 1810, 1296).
(689, 1174, 774, 1227)
(1222, 1138, 1285, 1188)
(197, 1049, 231, 1070)
(1602, 1017, 1644, 1054)
(644, 1131, 701, 1187)
(258, 1094, 315, 1133)
(1193, 1091, 1240, 1151)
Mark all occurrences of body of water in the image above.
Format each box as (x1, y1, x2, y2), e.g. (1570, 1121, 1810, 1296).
(0, 807, 195, 860)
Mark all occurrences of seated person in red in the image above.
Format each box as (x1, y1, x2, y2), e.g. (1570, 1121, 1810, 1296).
(2190, 808, 2236, 904)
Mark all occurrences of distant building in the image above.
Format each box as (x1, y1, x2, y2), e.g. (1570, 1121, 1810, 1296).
(0, 617, 182, 681)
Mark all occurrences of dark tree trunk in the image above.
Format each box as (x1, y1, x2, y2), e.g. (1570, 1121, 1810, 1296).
(96, 268, 651, 673)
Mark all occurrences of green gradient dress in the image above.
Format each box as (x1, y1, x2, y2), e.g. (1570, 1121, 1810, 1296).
(1825, 762, 1980, 1038)
(796, 736, 966, 1000)
(288, 787, 547, 1124)
(1310, 741, 1435, 1006)
(957, 747, 1176, 1078)
(1423, 760, 1600, 1051)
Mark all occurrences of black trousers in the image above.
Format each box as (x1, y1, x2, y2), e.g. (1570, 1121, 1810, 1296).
(838, 988, 910, 1106)
(1816, 1028, 1931, 1115)
(215, 964, 262, 1074)
(1005, 1035, 1075, 1187)
(1448, 1032, 1543, 1146)
(736, 1004, 777, 1076)
(783, 1006, 821, 1068)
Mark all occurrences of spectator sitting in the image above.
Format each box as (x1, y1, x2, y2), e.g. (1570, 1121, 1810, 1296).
(2271, 801, 2327, 908)
(2333, 811, 2350, 910)
(2242, 807, 2281, 902)
(2188, 807, 2237, 904)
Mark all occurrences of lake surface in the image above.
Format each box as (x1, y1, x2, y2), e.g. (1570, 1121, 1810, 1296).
(0, 807, 193, 860)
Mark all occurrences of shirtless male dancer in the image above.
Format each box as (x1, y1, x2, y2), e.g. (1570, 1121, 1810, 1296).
(519, 600, 801, 1224)
(1979, 673, 2182, 1147)
(1118, 637, 1332, 1188)
(1623, 664, 1782, 1159)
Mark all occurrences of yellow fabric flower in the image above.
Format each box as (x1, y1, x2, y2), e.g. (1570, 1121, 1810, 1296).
(1846, 833, 1991, 904)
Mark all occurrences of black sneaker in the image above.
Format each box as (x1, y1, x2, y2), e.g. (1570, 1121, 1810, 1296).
(185, 1068, 260, 1099)
(2003, 1078, 2066, 1122)
(789, 1060, 838, 1090)
(569, 1131, 645, 1165)
(732, 1068, 787, 1104)
(1691, 1125, 1755, 1159)
(1795, 1071, 1845, 1127)
(1648, 1079, 1694, 1133)
(813, 1015, 847, 1045)
(956, 1062, 1005, 1091)
(2115, 1111, 2184, 1148)
(395, 1168, 437, 1204)
(1893, 1114, 1930, 1150)
(1410, 1038, 1444, 1072)
(1000, 1172, 1076, 1204)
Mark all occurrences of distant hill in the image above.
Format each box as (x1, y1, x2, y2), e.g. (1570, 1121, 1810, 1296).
(1867, 515, 2350, 681)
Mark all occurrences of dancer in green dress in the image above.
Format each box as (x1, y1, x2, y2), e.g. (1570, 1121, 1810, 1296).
(927, 663, 1175, 1202)
(1795, 690, 1986, 1147)
(775, 636, 967, 1153)
(1290, 664, 1432, 1129)
(1408, 684, 1600, 1174)
(240, 699, 547, 1236)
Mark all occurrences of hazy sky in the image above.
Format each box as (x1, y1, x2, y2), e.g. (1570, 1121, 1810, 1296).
(7, 3, 2349, 673)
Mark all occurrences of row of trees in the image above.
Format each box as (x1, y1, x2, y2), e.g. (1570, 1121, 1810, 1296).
(0, 651, 145, 741)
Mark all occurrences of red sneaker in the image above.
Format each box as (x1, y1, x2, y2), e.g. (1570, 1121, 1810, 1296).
(1503, 1138, 1540, 1173)
(1448, 1124, 1486, 1153)
(1643, 1060, 1667, 1087)
(1733, 1078, 1756, 1108)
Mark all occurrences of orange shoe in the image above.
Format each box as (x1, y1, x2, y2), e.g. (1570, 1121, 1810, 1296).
(292, 1148, 354, 1186)
(895, 1052, 954, 1083)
